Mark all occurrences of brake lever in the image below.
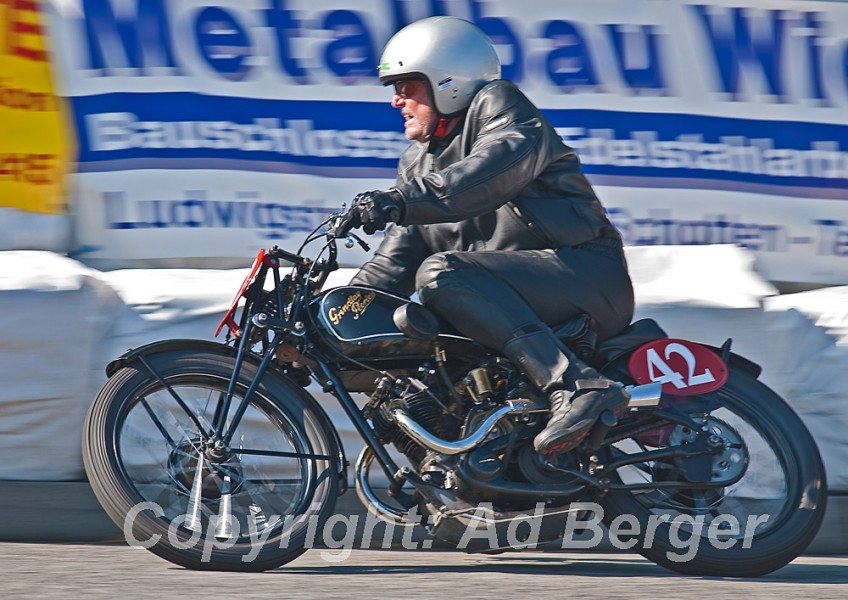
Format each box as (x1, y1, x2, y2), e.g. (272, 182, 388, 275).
(345, 232, 370, 252)
(326, 207, 354, 237)
(326, 205, 370, 251)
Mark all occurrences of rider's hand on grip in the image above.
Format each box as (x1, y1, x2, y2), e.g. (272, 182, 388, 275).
(336, 190, 404, 237)
(334, 206, 362, 238)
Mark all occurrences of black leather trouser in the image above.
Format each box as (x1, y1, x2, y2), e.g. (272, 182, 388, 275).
(412, 245, 634, 392)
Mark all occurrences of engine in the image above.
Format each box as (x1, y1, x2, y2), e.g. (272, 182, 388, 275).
(364, 357, 586, 508)
(366, 359, 520, 466)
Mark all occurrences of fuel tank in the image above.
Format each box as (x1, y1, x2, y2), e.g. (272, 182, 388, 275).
(310, 286, 478, 361)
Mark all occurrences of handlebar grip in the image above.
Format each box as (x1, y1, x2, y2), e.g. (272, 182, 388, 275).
(334, 210, 361, 239)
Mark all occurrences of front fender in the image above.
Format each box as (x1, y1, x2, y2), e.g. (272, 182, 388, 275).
(105, 338, 350, 491)
(106, 338, 245, 377)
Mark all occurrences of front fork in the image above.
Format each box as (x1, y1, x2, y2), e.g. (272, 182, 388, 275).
(209, 318, 410, 497)
(211, 317, 282, 444)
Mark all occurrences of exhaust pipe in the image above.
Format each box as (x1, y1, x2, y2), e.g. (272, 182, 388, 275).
(390, 397, 547, 456)
(391, 382, 661, 456)
(354, 447, 418, 527)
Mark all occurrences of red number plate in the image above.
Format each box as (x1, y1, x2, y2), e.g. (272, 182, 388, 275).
(214, 249, 266, 337)
(627, 338, 728, 396)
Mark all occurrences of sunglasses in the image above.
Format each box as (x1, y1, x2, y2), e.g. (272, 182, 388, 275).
(392, 79, 425, 99)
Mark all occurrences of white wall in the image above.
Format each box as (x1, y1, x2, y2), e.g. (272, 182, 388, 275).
(1, 244, 845, 490)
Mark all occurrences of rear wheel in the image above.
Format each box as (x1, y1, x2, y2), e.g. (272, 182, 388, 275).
(599, 367, 826, 576)
(83, 349, 340, 571)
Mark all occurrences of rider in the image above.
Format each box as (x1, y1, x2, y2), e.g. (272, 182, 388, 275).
(337, 16, 635, 455)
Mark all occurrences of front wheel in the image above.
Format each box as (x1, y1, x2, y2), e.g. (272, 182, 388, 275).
(598, 367, 826, 576)
(83, 349, 341, 571)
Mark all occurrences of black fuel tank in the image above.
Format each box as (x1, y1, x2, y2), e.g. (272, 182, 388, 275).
(310, 286, 476, 359)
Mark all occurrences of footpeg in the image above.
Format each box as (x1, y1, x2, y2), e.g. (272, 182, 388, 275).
(625, 382, 662, 409)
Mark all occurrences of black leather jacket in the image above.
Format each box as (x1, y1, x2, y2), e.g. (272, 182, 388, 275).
(352, 79, 621, 296)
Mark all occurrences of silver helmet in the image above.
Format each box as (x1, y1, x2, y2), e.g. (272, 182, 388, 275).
(378, 17, 501, 117)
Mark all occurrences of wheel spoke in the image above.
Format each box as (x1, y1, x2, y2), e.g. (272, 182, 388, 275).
(87, 351, 341, 571)
(614, 400, 790, 539)
(140, 399, 178, 449)
(137, 354, 212, 438)
(117, 378, 324, 542)
(233, 448, 335, 461)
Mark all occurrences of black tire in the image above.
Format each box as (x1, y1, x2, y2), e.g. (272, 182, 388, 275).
(83, 349, 340, 571)
(598, 367, 827, 577)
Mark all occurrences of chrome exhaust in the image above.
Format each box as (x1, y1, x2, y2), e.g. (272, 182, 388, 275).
(390, 397, 547, 456)
(357, 383, 663, 541)
(354, 447, 417, 527)
(390, 381, 661, 457)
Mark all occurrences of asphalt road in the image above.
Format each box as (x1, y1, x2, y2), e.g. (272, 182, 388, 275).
(2, 544, 846, 599)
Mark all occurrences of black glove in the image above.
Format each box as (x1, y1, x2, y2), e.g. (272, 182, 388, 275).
(336, 190, 404, 237)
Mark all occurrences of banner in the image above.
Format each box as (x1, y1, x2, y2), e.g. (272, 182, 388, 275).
(0, 0, 73, 215)
(46, 0, 848, 283)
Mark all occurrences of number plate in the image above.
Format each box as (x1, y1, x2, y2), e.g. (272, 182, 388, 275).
(627, 338, 728, 396)
(214, 249, 266, 337)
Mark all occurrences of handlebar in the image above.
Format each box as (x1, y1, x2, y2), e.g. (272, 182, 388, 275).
(327, 209, 371, 251)
(265, 209, 370, 287)
(267, 246, 311, 267)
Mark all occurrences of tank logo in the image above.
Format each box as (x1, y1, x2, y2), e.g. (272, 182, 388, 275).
(327, 291, 376, 325)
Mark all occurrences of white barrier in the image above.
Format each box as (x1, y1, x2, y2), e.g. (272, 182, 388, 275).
(0, 244, 846, 492)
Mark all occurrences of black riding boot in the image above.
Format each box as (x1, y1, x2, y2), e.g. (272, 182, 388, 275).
(502, 327, 630, 455)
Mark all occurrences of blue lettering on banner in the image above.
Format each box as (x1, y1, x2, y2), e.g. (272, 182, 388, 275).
(552, 110, 847, 196)
(542, 20, 600, 91)
(693, 5, 787, 100)
(105, 190, 335, 239)
(608, 208, 788, 252)
(689, 6, 834, 104)
(194, 6, 253, 81)
(82, 0, 178, 72)
(74, 94, 409, 176)
(607, 24, 666, 93)
(610, 210, 848, 259)
(322, 10, 379, 80)
(73, 93, 848, 196)
(813, 219, 848, 257)
(73, 1, 848, 101)
(263, 0, 309, 81)
(77, 0, 527, 83)
(68, 1, 848, 198)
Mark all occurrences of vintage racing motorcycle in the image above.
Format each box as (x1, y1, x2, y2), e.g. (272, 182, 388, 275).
(83, 211, 826, 575)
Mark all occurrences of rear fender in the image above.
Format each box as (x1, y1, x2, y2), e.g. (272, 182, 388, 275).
(597, 326, 761, 383)
(703, 344, 761, 379)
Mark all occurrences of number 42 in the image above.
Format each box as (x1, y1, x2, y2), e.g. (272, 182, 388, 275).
(646, 343, 716, 389)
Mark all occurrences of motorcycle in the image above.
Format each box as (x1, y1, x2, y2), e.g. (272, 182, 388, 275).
(83, 211, 826, 575)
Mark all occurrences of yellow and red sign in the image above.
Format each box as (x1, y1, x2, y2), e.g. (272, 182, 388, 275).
(0, 0, 74, 215)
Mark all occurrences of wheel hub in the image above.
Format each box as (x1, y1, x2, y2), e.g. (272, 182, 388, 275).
(167, 438, 244, 500)
(669, 417, 749, 485)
